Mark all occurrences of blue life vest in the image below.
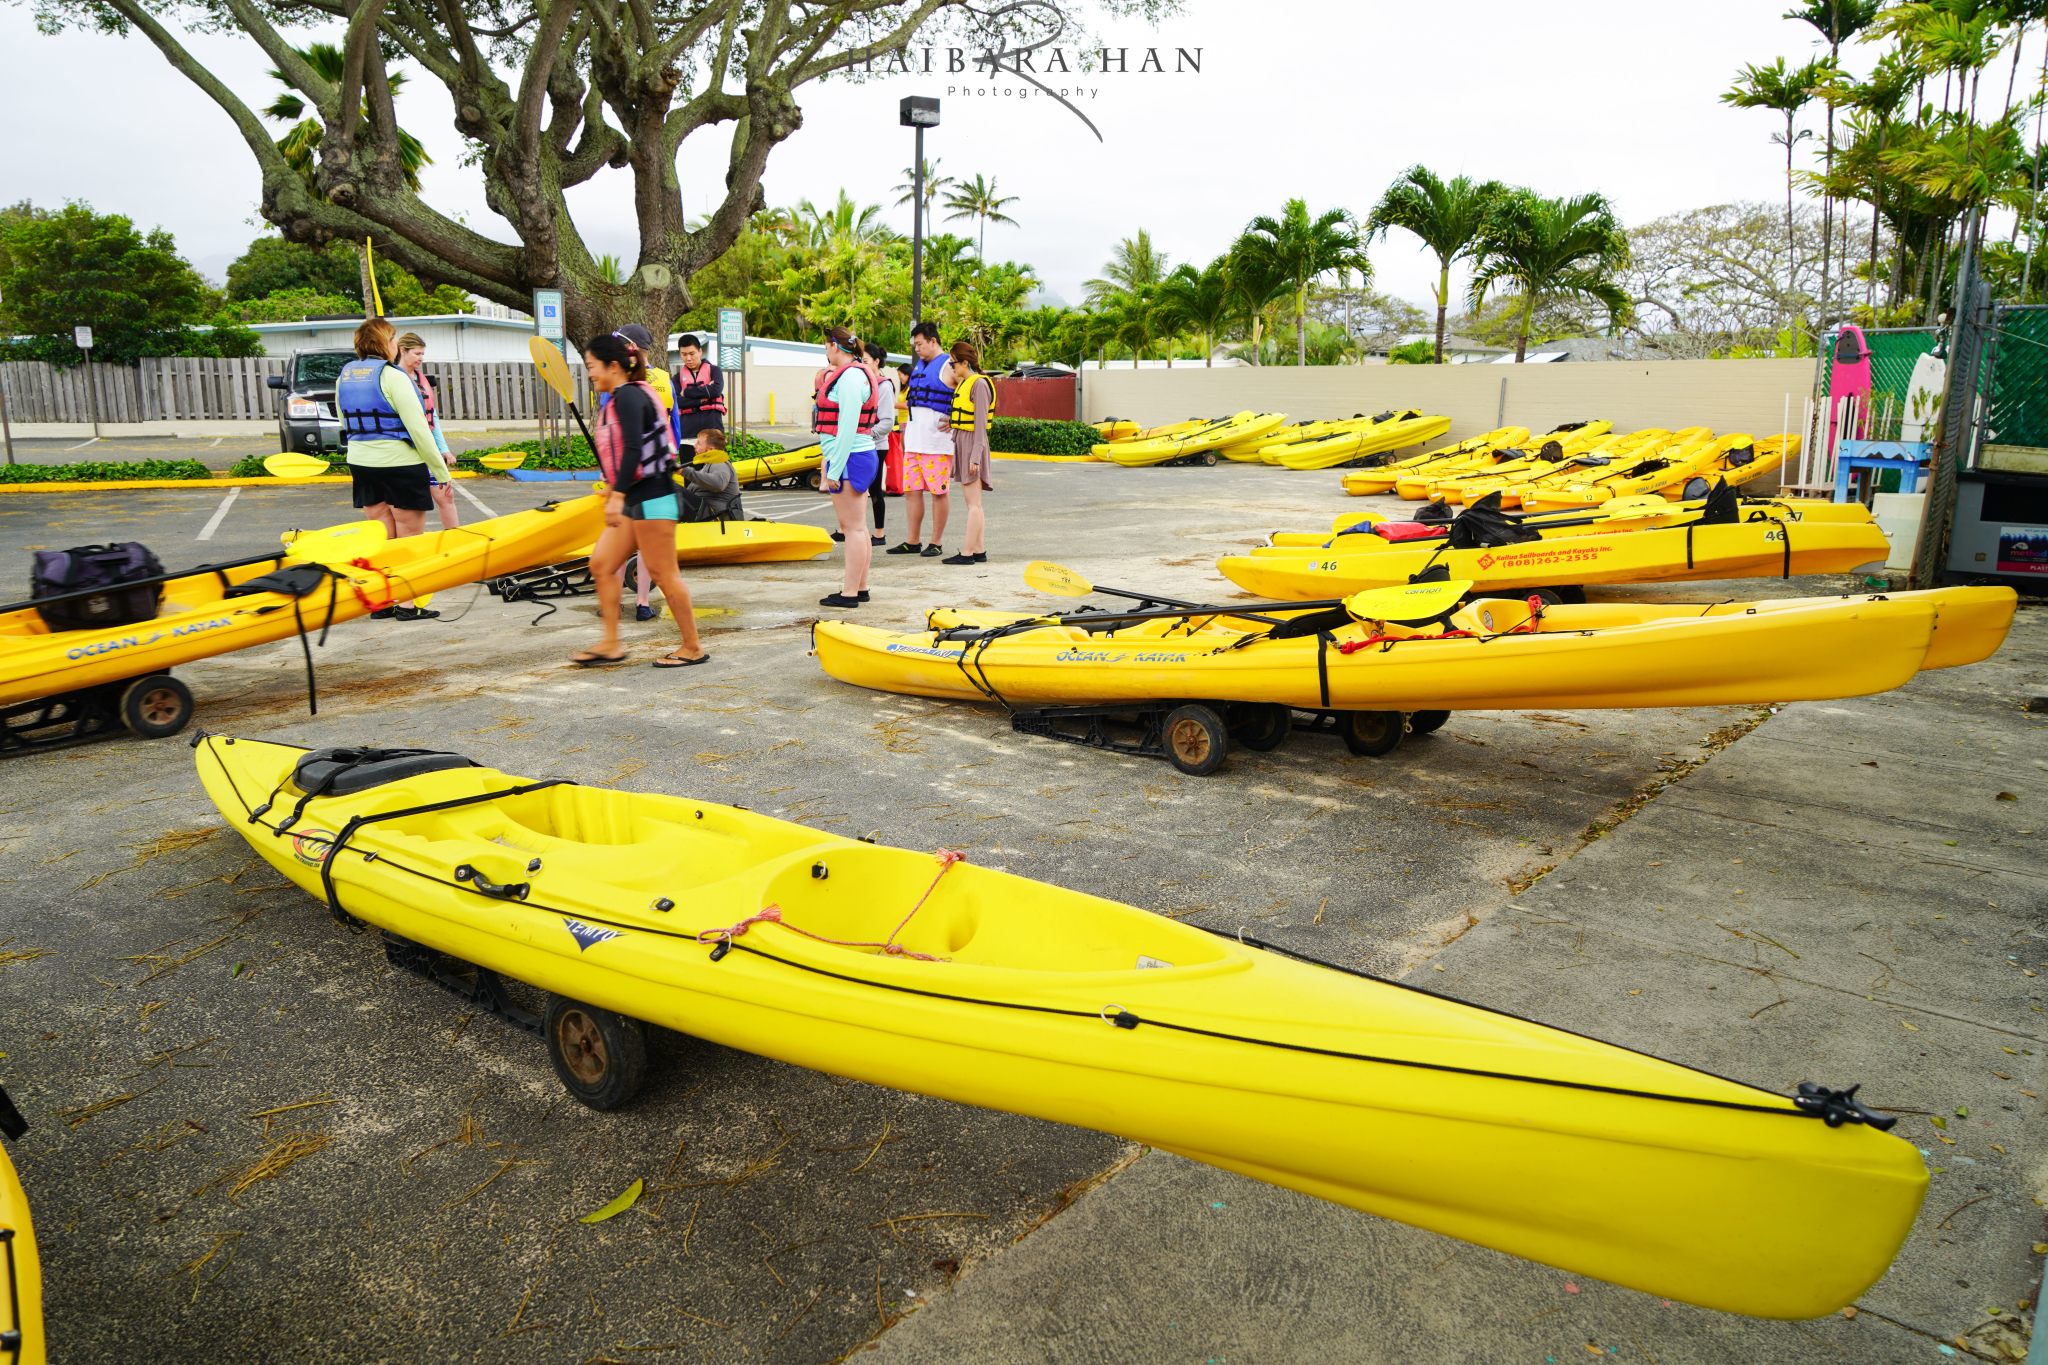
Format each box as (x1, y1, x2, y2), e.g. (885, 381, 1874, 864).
(906, 354, 952, 414)
(336, 358, 412, 442)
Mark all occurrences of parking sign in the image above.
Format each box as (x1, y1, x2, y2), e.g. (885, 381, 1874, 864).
(532, 289, 564, 341)
(718, 308, 743, 348)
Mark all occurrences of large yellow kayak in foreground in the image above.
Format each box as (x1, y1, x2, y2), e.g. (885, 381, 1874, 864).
(195, 734, 1926, 1318)
(1219, 517, 1891, 598)
(0, 498, 602, 708)
(815, 593, 1943, 711)
(0, 1130, 44, 1365)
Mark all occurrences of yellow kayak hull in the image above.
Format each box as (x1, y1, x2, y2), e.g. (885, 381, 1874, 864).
(1257, 497, 1873, 553)
(1343, 425, 1546, 495)
(817, 594, 1937, 711)
(1096, 412, 1288, 465)
(0, 1139, 44, 1365)
(1219, 519, 1891, 597)
(0, 498, 603, 708)
(732, 443, 823, 486)
(1276, 414, 1454, 470)
(570, 520, 832, 566)
(195, 735, 1927, 1319)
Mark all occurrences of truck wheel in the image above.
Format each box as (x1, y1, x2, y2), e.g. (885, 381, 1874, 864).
(120, 675, 193, 739)
(1341, 709, 1403, 757)
(544, 995, 648, 1111)
(1162, 704, 1229, 776)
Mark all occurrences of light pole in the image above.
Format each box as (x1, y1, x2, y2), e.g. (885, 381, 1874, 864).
(900, 96, 940, 325)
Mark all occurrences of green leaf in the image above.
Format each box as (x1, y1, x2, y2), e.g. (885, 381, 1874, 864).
(1955, 1106, 1967, 1118)
(579, 1177, 643, 1224)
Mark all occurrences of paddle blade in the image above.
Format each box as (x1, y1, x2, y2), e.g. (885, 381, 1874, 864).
(1342, 579, 1473, 625)
(479, 450, 528, 471)
(264, 452, 332, 480)
(282, 519, 388, 563)
(1023, 560, 1092, 597)
(528, 335, 577, 403)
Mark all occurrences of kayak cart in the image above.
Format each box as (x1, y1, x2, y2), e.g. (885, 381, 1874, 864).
(1010, 701, 1451, 776)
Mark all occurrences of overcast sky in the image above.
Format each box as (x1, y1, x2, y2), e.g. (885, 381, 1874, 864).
(0, 0, 1953, 313)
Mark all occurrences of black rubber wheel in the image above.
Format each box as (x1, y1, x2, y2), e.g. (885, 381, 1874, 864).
(1200, 451, 1218, 467)
(1553, 585, 1587, 605)
(1162, 704, 1229, 776)
(806, 470, 823, 490)
(119, 674, 193, 739)
(1407, 709, 1451, 736)
(544, 995, 648, 1111)
(1228, 702, 1291, 752)
(1341, 709, 1403, 757)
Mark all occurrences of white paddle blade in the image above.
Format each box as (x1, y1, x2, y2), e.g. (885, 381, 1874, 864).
(1342, 579, 1473, 626)
(528, 335, 577, 404)
(1022, 560, 1093, 598)
(264, 452, 332, 480)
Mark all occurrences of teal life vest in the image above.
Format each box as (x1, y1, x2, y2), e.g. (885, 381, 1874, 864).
(337, 358, 412, 442)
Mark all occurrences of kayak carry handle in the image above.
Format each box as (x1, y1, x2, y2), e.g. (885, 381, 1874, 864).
(1793, 1082, 1897, 1130)
(454, 864, 530, 901)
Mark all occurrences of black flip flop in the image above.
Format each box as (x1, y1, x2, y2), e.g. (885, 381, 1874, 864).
(570, 650, 629, 667)
(653, 650, 711, 668)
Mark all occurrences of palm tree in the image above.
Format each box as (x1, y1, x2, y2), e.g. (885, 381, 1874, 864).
(263, 43, 431, 195)
(1157, 257, 1236, 366)
(1225, 240, 1292, 364)
(1085, 230, 1171, 305)
(1469, 191, 1632, 362)
(892, 159, 955, 221)
(1723, 57, 1829, 299)
(1366, 167, 1509, 363)
(1785, 2, 1883, 327)
(942, 174, 1020, 259)
(594, 254, 628, 286)
(1105, 283, 1164, 367)
(1237, 199, 1365, 366)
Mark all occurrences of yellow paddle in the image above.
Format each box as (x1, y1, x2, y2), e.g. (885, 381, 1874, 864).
(1341, 579, 1473, 626)
(1022, 560, 1093, 598)
(529, 334, 598, 450)
(281, 520, 387, 562)
(264, 452, 334, 480)
(479, 450, 528, 471)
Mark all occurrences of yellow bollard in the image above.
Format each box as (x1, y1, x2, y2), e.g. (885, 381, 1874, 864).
(769, 391, 776, 425)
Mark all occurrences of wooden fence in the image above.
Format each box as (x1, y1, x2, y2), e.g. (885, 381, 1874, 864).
(0, 357, 565, 424)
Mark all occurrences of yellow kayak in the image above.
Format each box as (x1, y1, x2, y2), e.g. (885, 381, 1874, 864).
(0, 498, 602, 712)
(1275, 412, 1454, 470)
(1433, 428, 1698, 505)
(1221, 417, 1370, 463)
(1347, 423, 1599, 496)
(815, 591, 1943, 712)
(0, 1113, 45, 1365)
(1514, 433, 1749, 512)
(193, 734, 1927, 1318)
(1095, 412, 1288, 466)
(1218, 516, 1891, 598)
(1260, 494, 1873, 551)
(1397, 426, 1635, 501)
(1094, 419, 1141, 440)
(569, 519, 832, 567)
(732, 442, 823, 488)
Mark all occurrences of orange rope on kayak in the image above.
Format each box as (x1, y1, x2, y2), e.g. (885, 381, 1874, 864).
(347, 557, 398, 611)
(695, 848, 965, 963)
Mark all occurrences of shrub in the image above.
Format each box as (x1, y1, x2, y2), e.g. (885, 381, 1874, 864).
(988, 417, 1101, 457)
(0, 459, 212, 483)
(460, 429, 790, 471)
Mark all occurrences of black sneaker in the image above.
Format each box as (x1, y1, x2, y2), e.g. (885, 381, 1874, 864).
(941, 553, 978, 565)
(635, 603, 658, 622)
(870, 534, 887, 546)
(819, 592, 861, 608)
(856, 590, 870, 602)
(392, 605, 440, 621)
(370, 606, 396, 620)
(887, 542, 923, 555)
(920, 544, 944, 558)
(830, 530, 846, 542)
(971, 552, 988, 563)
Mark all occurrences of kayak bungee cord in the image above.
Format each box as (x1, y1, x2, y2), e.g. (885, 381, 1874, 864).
(195, 736, 1898, 1130)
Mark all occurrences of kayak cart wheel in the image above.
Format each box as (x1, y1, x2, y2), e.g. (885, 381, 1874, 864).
(807, 470, 823, 491)
(1341, 709, 1404, 758)
(120, 674, 194, 740)
(1228, 702, 1291, 752)
(1200, 451, 1218, 467)
(1407, 709, 1451, 737)
(1162, 704, 1229, 777)
(544, 995, 648, 1111)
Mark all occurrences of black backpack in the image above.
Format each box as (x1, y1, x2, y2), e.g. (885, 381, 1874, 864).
(32, 542, 164, 632)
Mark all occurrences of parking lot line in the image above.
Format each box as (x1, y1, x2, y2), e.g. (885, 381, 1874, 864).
(455, 482, 499, 519)
(196, 486, 241, 541)
(65, 435, 101, 452)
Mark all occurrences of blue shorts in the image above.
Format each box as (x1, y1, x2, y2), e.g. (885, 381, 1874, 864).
(627, 493, 679, 521)
(832, 448, 879, 495)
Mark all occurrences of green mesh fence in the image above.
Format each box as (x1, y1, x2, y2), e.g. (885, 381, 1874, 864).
(1984, 305, 2048, 452)
(1815, 328, 1942, 441)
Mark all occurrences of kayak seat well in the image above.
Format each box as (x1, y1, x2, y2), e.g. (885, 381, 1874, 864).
(756, 844, 1236, 974)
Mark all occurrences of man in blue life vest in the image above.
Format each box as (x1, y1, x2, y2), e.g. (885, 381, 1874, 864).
(889, 321, 953, 559)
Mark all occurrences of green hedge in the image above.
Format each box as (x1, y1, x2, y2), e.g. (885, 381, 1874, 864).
(0, 459, 213, 484)
(988, 417, 1100, 458)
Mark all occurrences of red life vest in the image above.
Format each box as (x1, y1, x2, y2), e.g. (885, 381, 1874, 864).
(675, 361, 726, 418)
(594, 380, 679, 486)
(812, 360, 880, 436)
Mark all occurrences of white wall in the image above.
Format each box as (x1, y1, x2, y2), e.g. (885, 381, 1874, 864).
(250, 316, 540, 361)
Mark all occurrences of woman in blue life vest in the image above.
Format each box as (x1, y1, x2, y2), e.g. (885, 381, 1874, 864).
(336, 316, 450, 621)
(813, 326, 880, 609)
(573, 332, 709, 669)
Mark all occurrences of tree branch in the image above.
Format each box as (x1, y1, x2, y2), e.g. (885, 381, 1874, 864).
(336, 0, 389, 147)
(218, 0, 339, 119)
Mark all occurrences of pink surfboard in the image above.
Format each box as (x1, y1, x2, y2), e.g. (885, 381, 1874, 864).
(1827, 325, 1873, 455)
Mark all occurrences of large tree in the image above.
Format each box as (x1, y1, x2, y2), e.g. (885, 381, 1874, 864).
(1365, 166, 1506, 363)
(1469, 190, 1631, 362)
(1236, 199, 1364, 367)
(29, 0, 1133, 345)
